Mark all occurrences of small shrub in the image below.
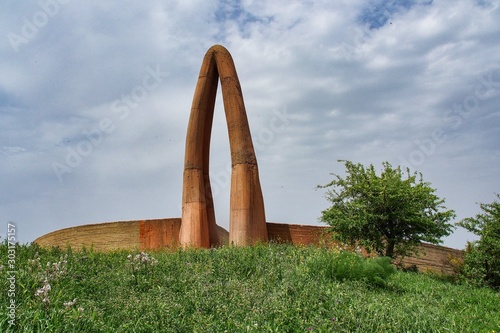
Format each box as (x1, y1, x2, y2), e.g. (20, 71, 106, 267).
(126, 251, 158, 288)
(459, 242, 491, 288)
(307, 250, 395, 287)
(458, 194, 500, 289)
(401, 264, 419, 273)
(447, 253, 464, 275)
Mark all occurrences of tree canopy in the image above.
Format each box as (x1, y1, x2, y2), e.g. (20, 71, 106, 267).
(457, 193, 500, 289)
(318, 160, 455, 258)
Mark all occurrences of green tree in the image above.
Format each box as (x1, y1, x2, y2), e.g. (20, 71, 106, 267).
(457, 194, 500, 289)
(318, 160, 455, 258)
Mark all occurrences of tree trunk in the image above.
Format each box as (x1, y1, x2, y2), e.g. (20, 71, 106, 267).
(385, 240, 396, 258)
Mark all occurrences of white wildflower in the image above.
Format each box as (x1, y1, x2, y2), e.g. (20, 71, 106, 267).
(64, 298, 78, 308)
(35, 279, 51, 305)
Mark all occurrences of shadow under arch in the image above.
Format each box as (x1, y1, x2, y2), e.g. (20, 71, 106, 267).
(179, 45, 268, 248)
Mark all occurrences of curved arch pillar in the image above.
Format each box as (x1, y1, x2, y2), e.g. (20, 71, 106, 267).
(229, 163, 267, 245)
(179, 45, 267, 248)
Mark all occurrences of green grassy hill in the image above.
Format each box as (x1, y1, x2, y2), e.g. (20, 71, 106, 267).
(1, 242, 498, 332)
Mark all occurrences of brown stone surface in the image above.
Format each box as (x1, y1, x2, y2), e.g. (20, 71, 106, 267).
(396, 242, 464, 275)
(34, 218, 230, 252)
(139, 219, 181, 250)
(34, 219, 143, 251)
(180, 44, 267, 248)
(34, 220, 462, 274)
(266, 222, 332, 245)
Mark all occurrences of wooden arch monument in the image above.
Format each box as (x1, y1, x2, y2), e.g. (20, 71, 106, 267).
(179, 44, 268, 248)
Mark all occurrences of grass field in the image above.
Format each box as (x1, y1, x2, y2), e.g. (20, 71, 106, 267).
(1, 241, 499, 332)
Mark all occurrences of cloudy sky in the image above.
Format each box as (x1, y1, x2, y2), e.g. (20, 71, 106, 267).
(1, 0, 499, 249)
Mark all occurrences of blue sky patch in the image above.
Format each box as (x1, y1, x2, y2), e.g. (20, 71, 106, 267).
(359, 0, 433, 29)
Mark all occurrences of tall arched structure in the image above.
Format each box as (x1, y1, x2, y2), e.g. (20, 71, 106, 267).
(179, 45, 268, 248)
